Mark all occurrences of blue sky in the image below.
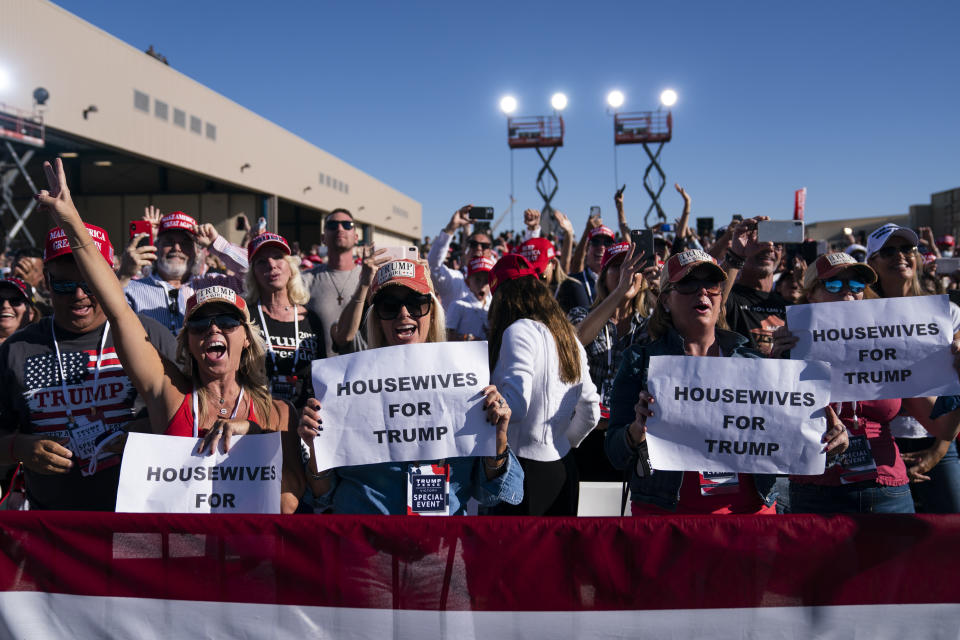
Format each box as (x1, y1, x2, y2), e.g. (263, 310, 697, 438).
(52, 1, 960, 236)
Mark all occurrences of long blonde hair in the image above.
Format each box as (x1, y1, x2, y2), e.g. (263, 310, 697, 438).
(867, 250, 925, 298)
(175, 320, 274, 428)
(245, 254, 310, 307)
(592, 259, 654, 318)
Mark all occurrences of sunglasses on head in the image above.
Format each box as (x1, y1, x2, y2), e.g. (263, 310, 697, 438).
(49, 276, 92, 296)
(0, 294, 26, 307)
(590, 236, 615, 247)
(674, 277, 722, 295)
(468, 240, 491, 250)
(373, 292, 432, 320)
(185, 313, 245, 334)
(876, 244, 916, 259)
(324, 219, 354, 231)
(821, 278, 866, 294)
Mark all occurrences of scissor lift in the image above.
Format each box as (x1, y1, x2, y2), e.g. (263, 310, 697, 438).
(0, 104, 46, 247)
(507, 115, 564, 224)
(614, 110, 672, 227)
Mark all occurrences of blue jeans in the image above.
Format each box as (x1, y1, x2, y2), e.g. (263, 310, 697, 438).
(896, 438, 960, 513)
(789, 481, 915, 514)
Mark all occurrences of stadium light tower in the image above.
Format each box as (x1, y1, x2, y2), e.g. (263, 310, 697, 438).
(505, 95, 566, 232)
(612, 89, 676, 227)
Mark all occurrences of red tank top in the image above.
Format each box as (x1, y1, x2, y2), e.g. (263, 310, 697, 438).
(165, 391, 259, 437)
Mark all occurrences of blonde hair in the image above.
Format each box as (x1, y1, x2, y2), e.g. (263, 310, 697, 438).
(245, 254, 310, 307)
(592, 258, 653, 318)
(175, 319, 274, 428)
(542, 257, 570, 293)
(867, 250, 925, 298)
(365, 288, 446, 347)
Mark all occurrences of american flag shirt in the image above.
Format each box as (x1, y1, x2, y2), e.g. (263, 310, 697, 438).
(0, 316, 178, 510)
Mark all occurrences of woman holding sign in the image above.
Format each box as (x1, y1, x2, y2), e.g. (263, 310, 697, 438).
(298, 259, 523, 515)
(486, 254, 600, 516)
(34, 159, 305, 514)
(606, 250, 848, 515)
(772, 251, 960, 513)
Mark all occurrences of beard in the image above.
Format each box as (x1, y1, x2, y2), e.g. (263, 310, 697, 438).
(157, 254, 193, 280)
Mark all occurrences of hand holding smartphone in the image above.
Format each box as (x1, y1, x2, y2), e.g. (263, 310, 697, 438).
(630, 229, 656, 269)
(129, 220, 153, 247)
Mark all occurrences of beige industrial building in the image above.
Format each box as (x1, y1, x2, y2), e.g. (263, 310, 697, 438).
(0, 0, 421, 253)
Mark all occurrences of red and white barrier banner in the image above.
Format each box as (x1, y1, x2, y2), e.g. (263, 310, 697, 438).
(1, 512, 960, 638)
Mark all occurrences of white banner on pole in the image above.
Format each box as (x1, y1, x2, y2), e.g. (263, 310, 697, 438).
(787, 295, 960, 402)
(116, 432, 282, 513)
(311, 342, 494, 471)
(645, 356, 831, 475)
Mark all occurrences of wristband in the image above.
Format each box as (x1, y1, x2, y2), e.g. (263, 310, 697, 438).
(484, 448, 509, 468)
(724, 250, 745, 269)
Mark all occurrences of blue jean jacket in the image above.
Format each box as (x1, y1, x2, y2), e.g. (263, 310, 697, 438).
(605, 327, 779, 511)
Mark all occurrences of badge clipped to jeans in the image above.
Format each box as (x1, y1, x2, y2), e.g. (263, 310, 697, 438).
(406, 463, 450, 516)
(699, 471, 740, 497)
(838, 435, 878, 484)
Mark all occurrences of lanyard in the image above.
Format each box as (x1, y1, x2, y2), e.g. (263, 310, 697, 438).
(257, 303, 300, 373)
(583, 270, 594, 301)
(51, 319, 110, 425)
(192, 387, 245, 438)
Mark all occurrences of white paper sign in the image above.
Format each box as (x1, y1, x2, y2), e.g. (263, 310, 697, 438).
(312, 341, 494, 471)
(645, 356, 831, 475)
(115, 432, 282, 513)
(787, 295, 960, 402)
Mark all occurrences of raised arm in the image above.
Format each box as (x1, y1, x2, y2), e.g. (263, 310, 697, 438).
(571, 212, 602, 274)
(615, 185, 630, 239)
(575, 245, 645, 345)
(553, 210, 575, 274)
(674, 183, 692, 241)
(35, 159, 182, 424)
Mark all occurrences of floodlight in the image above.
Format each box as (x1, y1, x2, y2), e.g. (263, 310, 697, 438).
(551, 92, 568, 111)
(33, 87, 49, 106)
(606, 90, 624, 109)
(499, 95, 517, 115)
(660, 89, 677, 107)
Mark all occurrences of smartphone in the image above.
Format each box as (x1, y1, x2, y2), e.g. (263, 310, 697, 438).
(696, 217, 714, 238)
(468, 206, 494, 221)
(757, 220, 804, 244)
(661, 223, 674, 233)
(129, 220, 153, 247)
(630, 229, 656, 269)
(936, 257, 960, 273)
(235, 213, 249, 231)
(590, 206, 601, 217)
(615, 184, 626, 198)
(382, 246, 419, 261)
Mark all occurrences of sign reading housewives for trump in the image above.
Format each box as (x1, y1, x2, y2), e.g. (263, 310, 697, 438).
(115, 432, 282, 513)
(787, 295, 960, 402)
(645, 356, 831, 475)
(311, 341, 494, 471)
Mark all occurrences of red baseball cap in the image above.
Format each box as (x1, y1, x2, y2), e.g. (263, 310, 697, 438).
(937, 235, 955, 247)
(489, 254, 537, 294)
(247, 232, 290, 261)
(661, 249, 726, 289)
(803, 252, 877, 289)
(184, 285, 249, 322)
(159, 212, 198, 236)
(43, 224, 115, 267)
(467, 255, 496, 276)
(517, 238, 556, 275)
(588, 225, 615, 241)
(370, 260, 433, 297)
(600, 242, 631, 272)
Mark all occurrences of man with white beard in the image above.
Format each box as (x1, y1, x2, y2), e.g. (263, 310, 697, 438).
(123, 212, 247, 332)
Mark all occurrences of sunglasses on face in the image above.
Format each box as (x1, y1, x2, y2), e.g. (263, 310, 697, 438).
(674, 278, 722, 295)
(590, 236, 615, 247)
(324, 219, 354, 231)
(0, 295, 26, 307)
(185, 313, 245, 334)
(49, 277, 92, 296)
(876, 244, 916, 259)
(373, 293, 432, 320)
(821, 278, 866, 294)
(468, 240, 491, 250)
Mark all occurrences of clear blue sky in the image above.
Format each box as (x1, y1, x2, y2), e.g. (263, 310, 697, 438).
(53, 0, 960, 237)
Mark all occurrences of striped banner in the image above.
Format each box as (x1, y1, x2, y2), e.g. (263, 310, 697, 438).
(1, 512, 959, 638)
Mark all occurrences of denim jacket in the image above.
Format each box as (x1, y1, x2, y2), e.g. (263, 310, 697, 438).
(604, 327, 779, 511)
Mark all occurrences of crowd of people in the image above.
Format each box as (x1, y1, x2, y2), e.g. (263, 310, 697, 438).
(0, 159, 958, 517)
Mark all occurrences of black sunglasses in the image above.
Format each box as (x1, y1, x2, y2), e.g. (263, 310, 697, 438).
(674, 277, 722, 295)
(373, 293, 432, 320)
(875, 245, 916, 259)
(590, 236, 615, 247)
(0, 295, 27, 307)
(185, 313, 245, 334)
(49, 276, 92, 296)
(324, 219, 354, 231)
(468, 240, 491, 250)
